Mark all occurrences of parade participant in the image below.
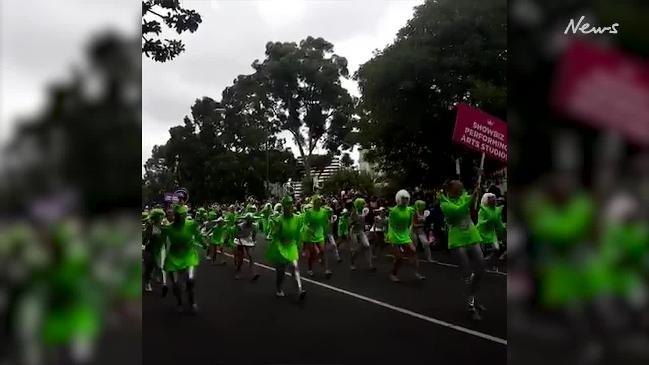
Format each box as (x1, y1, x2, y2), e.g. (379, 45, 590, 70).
(233, 212, 260, 281)
(349, 198, 375, 271)
(162, 204, 206, 314)
(413, 200, 434, 262)
(371, 207, 387, 260)
(387, 190, 425, 282)
(260, 203, 273, 237)
(327, 212, 342, 263)
(265, 195, 307, 300)
(143, 208, 168, 296)
(208, 213, 228, 265)
(477, 193, 505, 261)
(302, 195, 334, 278)
(337, 208, 350, 254)
(224, 205, 238, 266)
(440, 178, 485, 321)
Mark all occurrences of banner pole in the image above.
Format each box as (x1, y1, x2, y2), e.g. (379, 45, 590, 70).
(475, 152, 485, 210)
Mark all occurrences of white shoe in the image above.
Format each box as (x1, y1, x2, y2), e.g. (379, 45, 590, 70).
(145, 283, 153, 292)
(275, 291, 285, 297)
(389, 274, 401, 283)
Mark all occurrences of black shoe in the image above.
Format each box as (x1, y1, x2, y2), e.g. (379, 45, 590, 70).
(251, 273, 260, 282)
(161, 285, 168, 298)
(325, 270, 333, 279)
(469, 307, 482, 321)
(298, 290, 307, 301)
(369, 266, 377, 272)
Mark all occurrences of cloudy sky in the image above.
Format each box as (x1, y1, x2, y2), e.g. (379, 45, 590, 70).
(143, 0, 424, 168)
(0, 0, 138, 147)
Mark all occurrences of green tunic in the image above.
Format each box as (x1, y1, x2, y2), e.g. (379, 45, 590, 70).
(386, 206, 414, 245)
(338, 215, 350, 237)
(476, 205, 505, 244)
(527, 193, 594, 308)
(266, 213, 304, 264)
(303, 207, 331, 243)
(162, 219, 202, 272)
(440, 192, 482, 249)
(210, 224, 227, 246)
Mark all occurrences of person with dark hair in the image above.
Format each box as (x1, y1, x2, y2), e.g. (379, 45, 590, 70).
(162, 204, 205, 314)
(440, 175, 486, 321)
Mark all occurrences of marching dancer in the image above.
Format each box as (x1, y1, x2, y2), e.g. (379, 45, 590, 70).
(265, 195, 307, 300)
(413, 200, 434, 262)
(440, 178, 485, 321)
(162, 204, 206, 314)
(349, 198, 375, 271)
(386, 190, 425, 282)
(233, 212, 260, 281)
(302, 195, 333, 278)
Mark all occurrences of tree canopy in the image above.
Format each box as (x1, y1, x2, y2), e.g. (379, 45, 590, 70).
(142, 0, 202, 62)
(355, 0, 506, 189)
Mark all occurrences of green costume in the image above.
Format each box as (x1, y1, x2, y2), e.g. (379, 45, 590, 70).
(476, 205, 505, 244)
(266, 213, 304, 264)
(338, 212, 350, 238)
(210, 222, 227, 246)
(439, 192, 482, 249)
(386, 205, 415, 244)
(526, 193, 594, 308)
(303, 206, 332, 243)
(147, 209, 167, 266)
(162, 206, 204, 272)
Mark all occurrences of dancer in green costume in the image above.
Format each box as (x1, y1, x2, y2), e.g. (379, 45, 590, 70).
(477, 193, 506, 260)
(143, 208, 168, 296)
(440, 178, 485, 320)
(207, 214, 228, 265)
(337, 208, 350, 254)
(349, 198, 375, 271)
(387, 190, 424, 282)
(265, 196, 307, 300)
(162, 204, 205, 313)
(412, 200, 434, 262)
(302, 195, 334, 278)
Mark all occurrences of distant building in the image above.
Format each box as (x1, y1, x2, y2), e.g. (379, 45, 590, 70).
(290, 156, 341, 198)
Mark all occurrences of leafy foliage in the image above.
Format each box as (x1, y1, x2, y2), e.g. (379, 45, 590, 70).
(142, 96, 298, 204)
(141, 0, 202, 62)
(355, 0, 506, 188)
(249, 37, 357, 173)
(321, 169, 376, 197)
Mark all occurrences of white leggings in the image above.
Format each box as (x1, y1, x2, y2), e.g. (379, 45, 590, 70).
(350, 231, 372, 267)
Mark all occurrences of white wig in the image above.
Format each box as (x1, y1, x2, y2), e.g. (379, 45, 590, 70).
(395, 189, 410, 203)
(481, 193, 496, 206)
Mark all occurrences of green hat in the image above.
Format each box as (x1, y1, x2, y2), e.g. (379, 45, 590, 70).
(149, 208, 165, 223)
(353, 198, 366, 210)
(141, 212, 149, 221)
(415, 200, 426, 210)
(173, 204, 188, 215)
(281, 195, 293, 206)
(208, 211, 217, 220)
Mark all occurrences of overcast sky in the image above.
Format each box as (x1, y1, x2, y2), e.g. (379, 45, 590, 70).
(142, 0, 424, 169)
(0, 0, 138, 147)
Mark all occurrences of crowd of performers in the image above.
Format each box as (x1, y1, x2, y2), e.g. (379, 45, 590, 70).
(142, 176, 506, 321)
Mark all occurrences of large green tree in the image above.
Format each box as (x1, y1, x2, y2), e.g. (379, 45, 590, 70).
(143, 96, 298, 204)
(355, 0, 506, 188)
(250, 37, 357, 176)
(142, 0, 202, 62)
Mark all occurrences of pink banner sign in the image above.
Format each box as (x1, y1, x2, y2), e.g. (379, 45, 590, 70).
(452, 103, 508, 162)
(552, 41, 649, 146)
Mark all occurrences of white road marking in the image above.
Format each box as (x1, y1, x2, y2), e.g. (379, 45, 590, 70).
(383, 254, 507, 276)
(221, 253, 507, 346)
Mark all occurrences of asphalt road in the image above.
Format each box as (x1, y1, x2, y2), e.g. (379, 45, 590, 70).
(143, 234, 507, 365)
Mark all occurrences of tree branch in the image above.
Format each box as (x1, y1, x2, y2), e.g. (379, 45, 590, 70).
(146, 8, 167, 20)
